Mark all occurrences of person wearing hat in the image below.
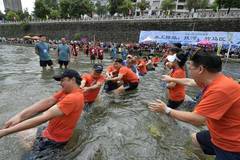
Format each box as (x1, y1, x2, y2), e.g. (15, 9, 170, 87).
(106, 58, 139, 94)
(80, 64, 105, 112)
(0, 69, 84, 152)
(35, 35, 53, 70)
(164, 52, 188, 109)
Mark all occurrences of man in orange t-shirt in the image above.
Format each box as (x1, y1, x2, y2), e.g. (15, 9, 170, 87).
(106, 58, 139, 94)
(0, 69, 84, 153)
(104, 64, 120, 92)
(80, 64, 105, 112)
(149, 50, 240, 160)
(137, 57, 147, 76)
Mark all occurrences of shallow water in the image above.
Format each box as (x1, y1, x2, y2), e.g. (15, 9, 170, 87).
(0, 45, 239, 160)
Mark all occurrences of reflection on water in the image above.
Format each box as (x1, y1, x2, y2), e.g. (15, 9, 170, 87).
(0, 45, 239, 160)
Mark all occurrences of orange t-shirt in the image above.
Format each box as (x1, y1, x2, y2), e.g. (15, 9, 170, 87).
(119, 66, 139, 84)
(82, 73, 105, 103)
(42, 88, 84, 142)
(168, 68, 186, 101)
(194, 74, 240, 152)
(138, 59, 147, 75)
(107, 65, 118, 77)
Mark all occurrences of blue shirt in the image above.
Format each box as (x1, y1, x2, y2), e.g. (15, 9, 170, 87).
(58, 44, 70, 61)
(35, 42, 51, 61)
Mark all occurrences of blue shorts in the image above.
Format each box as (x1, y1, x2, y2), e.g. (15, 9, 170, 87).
(196, 130, 240, 160)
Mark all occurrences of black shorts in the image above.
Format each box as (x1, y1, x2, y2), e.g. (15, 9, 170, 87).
(22, 126, 67, 159)
(167, 99, 184, 109)
(196, 130, 240, 160)
(104, 81, 120, 92)
(98, 55, 103, 60)
(58, 60, 69, 66)
(123, 82, 139, 91)
(40, 60, 53, 67)
(90, 55, 96, 60)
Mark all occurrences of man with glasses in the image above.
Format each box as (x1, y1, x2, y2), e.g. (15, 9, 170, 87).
(149, 50, 240, 160)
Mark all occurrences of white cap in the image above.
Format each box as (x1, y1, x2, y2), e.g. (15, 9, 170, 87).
(166, 54, 177, 62)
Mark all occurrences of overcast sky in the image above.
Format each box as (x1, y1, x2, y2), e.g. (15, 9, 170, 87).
(0, 0, 35, 13)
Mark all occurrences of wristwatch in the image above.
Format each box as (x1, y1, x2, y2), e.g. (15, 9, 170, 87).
(164, 107, 172, 115)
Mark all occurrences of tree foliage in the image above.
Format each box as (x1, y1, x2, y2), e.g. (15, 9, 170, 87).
(95, 1, 108, 17)
(186, 0, 209, 11)
(5, 10, 20, 21)
(59, 0, 71, 18)
(118, 0, 133, 16)
(213, 0, 240, 9)
(34, 0, 51, 19)
(161, 0, 175, 11)
(108, 0, 123, 16)
(137, 0, 150, 15)
(49, 9, 60, 19)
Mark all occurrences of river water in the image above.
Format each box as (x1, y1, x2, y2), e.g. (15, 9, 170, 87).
(0, 45, 239, 160)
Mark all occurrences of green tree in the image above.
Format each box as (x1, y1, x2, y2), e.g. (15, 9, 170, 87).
(161, 0, 175, 11)
(59, 0, 71, 18)
(95, 1, 108, 17)
(16, 9, 30, 21)
(49, 9, 60, 19)
(108, 0, 123, 16)
(43, 0, 59, 10)
(137, 0, 150, 16)
(69, 0, 94, 18)
(214, 0, 240, 8)
(34, 0, 51, 19)
(118, 0, 133, 16)
(186, 0, 209, 11)
(5, 10, 20, 21)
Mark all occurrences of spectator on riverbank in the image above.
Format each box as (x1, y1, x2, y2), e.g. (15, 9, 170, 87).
(35, 35, 53, 70)
(149, 50, 240, 160)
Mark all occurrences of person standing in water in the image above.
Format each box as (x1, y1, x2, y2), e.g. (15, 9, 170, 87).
(57, 37, 71, 69)
(35, 35, 53, 70)
(164, 52, 188, 109)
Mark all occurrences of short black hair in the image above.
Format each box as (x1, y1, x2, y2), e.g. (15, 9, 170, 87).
(176, 52, 188, 68)
(169, 47, 182, 53)
(190, 49, 222, 73)
(114, 58, 123, 64)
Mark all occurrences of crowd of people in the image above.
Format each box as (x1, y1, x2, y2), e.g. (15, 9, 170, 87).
(0, 34, 239, 160)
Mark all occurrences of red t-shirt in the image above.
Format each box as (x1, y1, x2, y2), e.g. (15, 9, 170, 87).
(42, 88, 84, 142)
(168, 68, 186, 101)
(194, 74, 240, 152)
(89, 47, 96, 56)
(98, 48, 104, 57)
(119, 66, 139, 84)
(82, 73, 105, 103)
